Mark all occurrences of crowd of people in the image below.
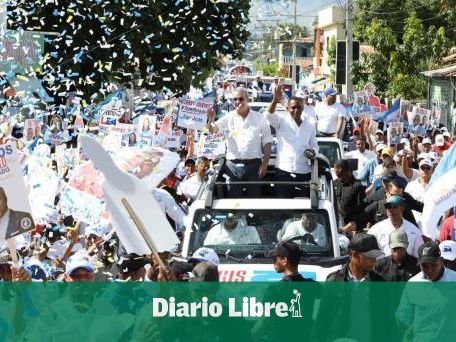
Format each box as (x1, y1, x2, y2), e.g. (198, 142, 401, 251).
(0, 79, 455, 288)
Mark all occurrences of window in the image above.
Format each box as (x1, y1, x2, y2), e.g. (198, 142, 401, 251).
(188, 209, 333, 263)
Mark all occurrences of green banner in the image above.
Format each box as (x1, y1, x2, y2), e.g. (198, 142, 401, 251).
(1, 282, 455, 341)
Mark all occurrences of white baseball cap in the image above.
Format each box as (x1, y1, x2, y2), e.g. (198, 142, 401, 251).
(375, 129, 384, 135)
(418, 158, 433, 169)
(65, 252, 94, 275)
(435, 134, 445, 147)
(188, 247, 219, 266)
(443, 131, 451, 138)
(375, 143, 386, 152)
(422, 137, 432, 145)
(439, 240, 456, 261)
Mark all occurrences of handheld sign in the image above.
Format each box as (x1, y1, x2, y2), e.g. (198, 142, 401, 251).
(79, 136, 179, 257)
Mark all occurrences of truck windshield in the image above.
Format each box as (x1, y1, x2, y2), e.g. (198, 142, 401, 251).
(188, 209, 333, 262)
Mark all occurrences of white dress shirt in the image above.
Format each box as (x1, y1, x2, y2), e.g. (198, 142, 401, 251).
(204, 220, 261, 245)
(368, 218, 424, 257)
(315, 102, 346, 134)
(215, 109, 272, 160)
(267, 111, 318, 174)
(152, 188, 186, 230)
(281, 220, 327, 247)
(177, 174, 203, 200)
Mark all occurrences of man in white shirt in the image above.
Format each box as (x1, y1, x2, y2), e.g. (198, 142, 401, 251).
(368, 195, 423, 257)
(280, 213, 327, 247)
(405, 158, 433, 226)
(314, 87, 346, 138)
(177, 157, 210, 202)
(396, 242, 456, 342)
(204, 215, 261, 245)
(207, 87, 272, 198)
(344, 136, 376, 176)
(266, 86, 318, 198)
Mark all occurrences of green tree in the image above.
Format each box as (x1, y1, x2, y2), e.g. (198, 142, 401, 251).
(353, 0, 454, 99)
(276, 23, 309, 40)
(255, 62, 279, 77)
(327, 36, 336, 83)
(7, 0, 250, 103)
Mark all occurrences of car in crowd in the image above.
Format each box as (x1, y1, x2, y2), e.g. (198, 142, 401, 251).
(182, 155, 347, 281)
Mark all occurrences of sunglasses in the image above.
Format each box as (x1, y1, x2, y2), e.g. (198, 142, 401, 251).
(385, 204, 401, 209)
(233, 97, 244, 102)
(420, 166, 431, 171)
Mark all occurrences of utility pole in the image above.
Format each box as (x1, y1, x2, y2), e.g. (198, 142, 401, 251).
(291, 0, 297, 91)
(345, 0, 354, 100)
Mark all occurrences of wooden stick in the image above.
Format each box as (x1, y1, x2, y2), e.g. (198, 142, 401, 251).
(121, 198, 166, 268)
(7, 239, 18, 264)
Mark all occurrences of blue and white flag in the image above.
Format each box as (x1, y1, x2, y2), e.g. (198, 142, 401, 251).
(421, 143, 456, 239)
(92, 90, 124, 119)
(379, 97, 401, 124)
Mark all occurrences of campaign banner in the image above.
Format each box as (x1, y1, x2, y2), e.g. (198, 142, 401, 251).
(387, 122, 403, 146)
(27, 166, 60, 221)
(114, 146, 180, 188)
(165, 130, 183, 149)
(137, 115, 157, 136)
(60, 161, 109, 227)
(177, 99, 212, 130)
(197, 132, 226, 159)
(0, 143, 35, 241)
(23, 119, 41, 141)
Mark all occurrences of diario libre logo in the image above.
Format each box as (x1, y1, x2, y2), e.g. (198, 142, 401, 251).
(152, 289, 302, 318)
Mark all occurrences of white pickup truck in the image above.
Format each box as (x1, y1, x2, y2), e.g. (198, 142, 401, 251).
(181, 156, 347, 281)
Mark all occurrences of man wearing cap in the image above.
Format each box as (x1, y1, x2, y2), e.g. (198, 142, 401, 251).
(439, 240, 456, 271)
(266, 86, 318, 198)
(314, 87, 346, 138)
(374, 129, 385, 144)
(375, 230, 420, 281)
(188, 247, 220, 267)
(271, 241, 313, 281)
(368, 195, 423, 257)
(207, 87, 272, 198)
(116, 252, 149, 281)
(372, 146, 407, 182)
(405, 158, 433, 204)
(396, 242, 456, 342)
(433, 133, 451, 154)
(203, 214, 261, 245)
(64, 252, 95, 282)
(327, 233, 385, 281)
(269, 76, 279, 93)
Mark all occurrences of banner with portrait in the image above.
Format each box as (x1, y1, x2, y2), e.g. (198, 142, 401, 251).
(0, 143, 35, 241)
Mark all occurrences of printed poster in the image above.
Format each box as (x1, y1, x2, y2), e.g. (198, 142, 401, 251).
(177, 99, 212, 130)
(60, 161, 109, 227)
(0, 143, 35, 240)
(197, 132, 226, 159)
(387, 122, 403, 146)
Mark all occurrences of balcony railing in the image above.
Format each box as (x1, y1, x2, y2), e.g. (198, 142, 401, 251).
(281, 56, 313, 65)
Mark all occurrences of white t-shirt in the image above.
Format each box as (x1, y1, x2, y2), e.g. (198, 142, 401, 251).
(344, 149, 377, 174)
(368, 218, 423, 257)
(408, 267, 456, 282)
(177, 174, 203, 200)
(315, 102, 346, 134)
(215, 109, 273, 160)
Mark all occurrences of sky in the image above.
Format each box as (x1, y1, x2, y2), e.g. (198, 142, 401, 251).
(249, 0, 342, 34)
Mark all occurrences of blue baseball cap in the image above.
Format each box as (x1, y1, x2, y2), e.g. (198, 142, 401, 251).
(324, 87, 337, 97)
(385, 195, 405, 208)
